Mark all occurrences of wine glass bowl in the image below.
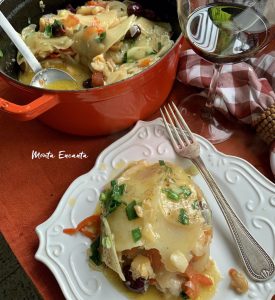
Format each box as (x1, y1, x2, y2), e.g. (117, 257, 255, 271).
(176, 0, 274, 144)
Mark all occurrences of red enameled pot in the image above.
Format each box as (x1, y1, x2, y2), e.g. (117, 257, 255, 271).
(0, 0, 183, 136)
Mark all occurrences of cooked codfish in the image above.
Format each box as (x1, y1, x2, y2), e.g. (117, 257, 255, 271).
(100, 160, 213, 297)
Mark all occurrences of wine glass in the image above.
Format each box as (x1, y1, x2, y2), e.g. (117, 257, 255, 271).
(176, 0, 274, 144)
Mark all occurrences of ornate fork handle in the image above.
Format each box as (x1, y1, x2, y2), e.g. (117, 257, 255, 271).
(192, 157, 275, 281)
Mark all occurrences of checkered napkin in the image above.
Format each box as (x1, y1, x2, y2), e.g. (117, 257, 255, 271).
(177, 49, 275, 178)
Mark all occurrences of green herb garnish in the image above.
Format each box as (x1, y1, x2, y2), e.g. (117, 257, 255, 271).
(0, 49, 3, 58)
(111, 180, 125, 200)
(180, 185, 192, 198)
(90, 237, 102, 266)
(126, 200, 138, 220)
(178, 208, 189, 225)
(100, 180, 126, 216)
(99, 190, 109, 202)
(95, 31, 106, 43)
(159, 160, 165, 166)
(162, 188, 180, 201)
(192, 200, 200, 210)
(131, 227, 142, 242)
(44, 24, 53, 37)
(106, 198, 121, 214)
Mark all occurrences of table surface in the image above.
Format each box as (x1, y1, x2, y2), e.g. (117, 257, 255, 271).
(0, 76, 274, 300)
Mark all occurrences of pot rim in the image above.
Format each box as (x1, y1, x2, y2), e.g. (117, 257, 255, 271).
(0, 33, 183, 94)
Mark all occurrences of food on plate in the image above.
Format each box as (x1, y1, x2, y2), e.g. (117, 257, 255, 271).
(98, 160, 217, 299)
(17, 0, 174, 90)
(64, 160, 219, 299)
(228, 268, 248, 294)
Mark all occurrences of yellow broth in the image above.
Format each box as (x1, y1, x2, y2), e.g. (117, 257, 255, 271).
(44, 79, 78, 90)
(19, 59, 90, 90)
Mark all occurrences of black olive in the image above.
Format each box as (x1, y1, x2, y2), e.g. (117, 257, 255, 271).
(123, 265, 149, 294)
(125, 25, 141, 39)
(66, 4, 76, 14)
(127, 2, 143, 16)
(82, 78, 92, 89)
(51, 21, 66, 37)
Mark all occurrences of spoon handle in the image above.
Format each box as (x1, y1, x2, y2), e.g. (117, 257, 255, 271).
(0, 11, 42, 73)
(193, 157, 275, 281)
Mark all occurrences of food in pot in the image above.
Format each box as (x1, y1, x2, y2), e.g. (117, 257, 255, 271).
(69, 160, 218, 299)
(17, 0, 174, 90)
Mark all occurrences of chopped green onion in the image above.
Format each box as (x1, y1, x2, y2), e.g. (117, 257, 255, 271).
(106, 198, 121, 214)
(111, 179, 117, 187)
(111, 184, 122, 200)
(131, 227, 142, 242)
(0, 49, 3, 58)
(192, 200, 200, 210)
(95, 31, 106, 43)
(159, 160, 165, 166)
(90, 237, 102, 266)
(178, 208, 189, 225)
(126, 200, 138, 220)
(111, 183, 125, 200)
(100, 180, 126, 216)
(99, 191, 108, 202)
(44, 24, 53, 37)
(180, 185, 192, 198)
(102, 236, 112, 249)
(163, 188, 180, 201)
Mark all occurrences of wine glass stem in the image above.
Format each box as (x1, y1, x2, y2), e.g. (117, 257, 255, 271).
(203, 64, 223, 120)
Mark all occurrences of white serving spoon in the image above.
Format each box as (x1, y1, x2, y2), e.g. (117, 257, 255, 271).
(0, 11, 77, 89)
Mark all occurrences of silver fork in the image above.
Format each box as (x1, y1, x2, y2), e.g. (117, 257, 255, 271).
(160, 102, 275, 282)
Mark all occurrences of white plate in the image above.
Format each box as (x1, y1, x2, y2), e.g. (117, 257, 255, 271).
(35, 118, 275, 300)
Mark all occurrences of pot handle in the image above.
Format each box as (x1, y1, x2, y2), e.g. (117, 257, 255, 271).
(0, 94, 59, 121)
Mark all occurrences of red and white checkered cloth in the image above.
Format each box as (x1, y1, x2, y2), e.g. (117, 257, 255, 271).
(177, 49, 275, 178)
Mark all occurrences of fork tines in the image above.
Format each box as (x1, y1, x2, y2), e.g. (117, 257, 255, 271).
(160, 101, 195, 150)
